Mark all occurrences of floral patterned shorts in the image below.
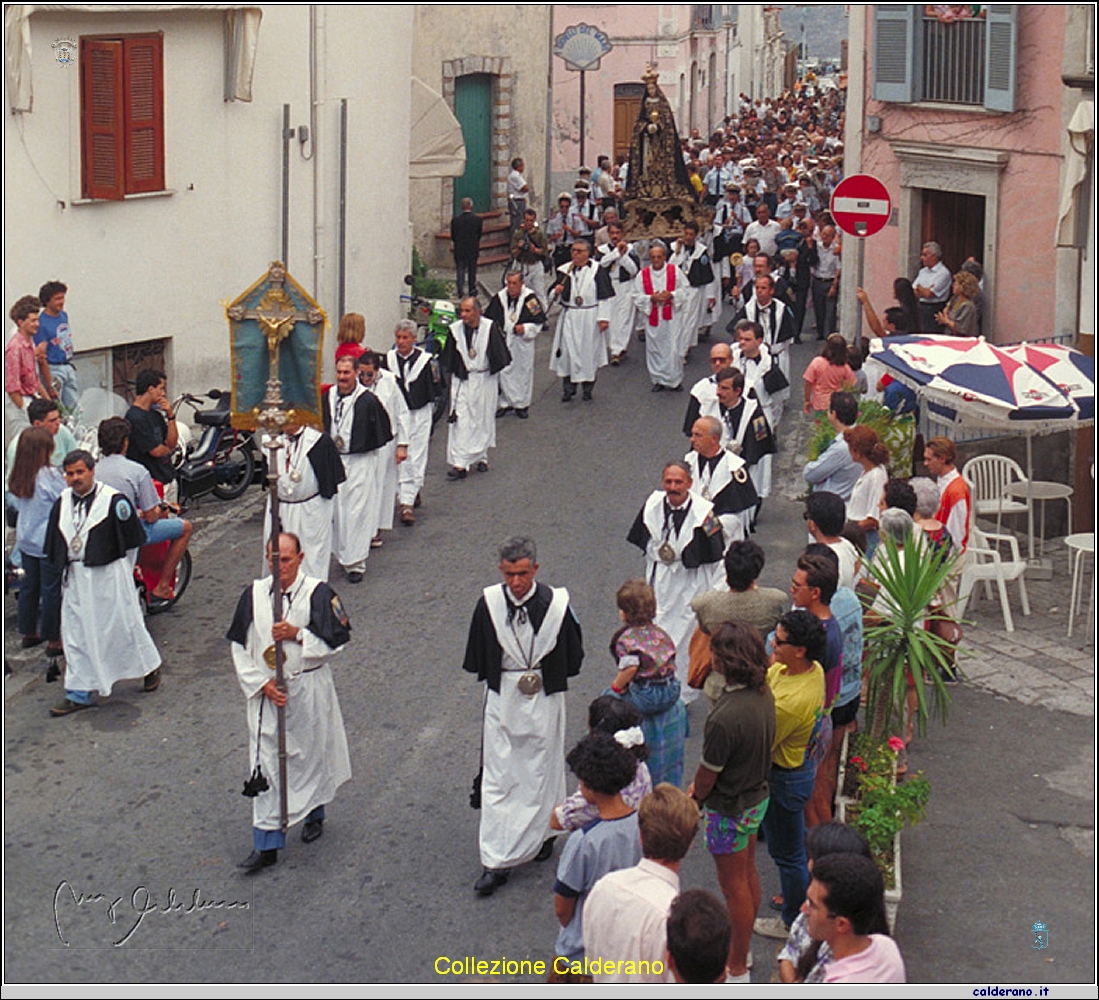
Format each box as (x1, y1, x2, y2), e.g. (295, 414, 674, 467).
(704, 798, 770, 855)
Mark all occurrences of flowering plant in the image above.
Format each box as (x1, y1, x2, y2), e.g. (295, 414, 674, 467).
(845, 733, 930, 886)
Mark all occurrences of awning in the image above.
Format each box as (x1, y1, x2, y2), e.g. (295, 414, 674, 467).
(1057, 97, 1093, 246)
(5, 4, 262, 112)
(409, 76, 466, 180)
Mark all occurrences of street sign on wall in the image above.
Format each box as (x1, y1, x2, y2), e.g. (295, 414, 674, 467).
(553, 22, 612, 72)
(830, 173, 892, 238)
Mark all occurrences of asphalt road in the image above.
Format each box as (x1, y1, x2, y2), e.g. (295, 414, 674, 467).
(4, 304, 1093, 984)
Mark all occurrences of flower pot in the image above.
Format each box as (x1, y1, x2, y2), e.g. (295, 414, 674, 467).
(835, 796, 902, 933)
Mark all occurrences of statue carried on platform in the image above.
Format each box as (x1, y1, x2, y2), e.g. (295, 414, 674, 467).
(621, 66, 700, 240)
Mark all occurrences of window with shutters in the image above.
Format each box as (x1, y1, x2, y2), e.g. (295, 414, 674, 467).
(920, 11, 987, 104)
(872, 5, 1017, 112)
(80, 34, 165, 200)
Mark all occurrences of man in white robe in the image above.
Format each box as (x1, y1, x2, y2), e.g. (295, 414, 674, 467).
(596, 223, 640, 364)
(441, 297, 511, 478)
(627, 462, 725, 703)
(45, 450, 161, 715)
(484, 271, 546, 418)
(324, 356, 393, 583)
(697, 211, 724, 341)
(714, 368, 776, 521)
(670, 222, 715, 358)
(681, 341, 733, 436)
(730, 318, 783, 432)
(685, 416, 758, 551)
(357, 351, 410, 538)
(263, 424, 344, 582)
(386, 320, 438, 525)
(633, 242, 687, 392)
(729, 274, 795, 419)
(462, 536, 584, 896)
(550, 240, 614, 401)
(229, 532, 351, 873)
(712, 184, 752, 287)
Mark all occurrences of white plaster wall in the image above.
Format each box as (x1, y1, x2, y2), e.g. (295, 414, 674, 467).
(3, 5, 412, 393)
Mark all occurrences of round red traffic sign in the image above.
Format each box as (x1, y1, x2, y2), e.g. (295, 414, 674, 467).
(830, 173, 892, 238)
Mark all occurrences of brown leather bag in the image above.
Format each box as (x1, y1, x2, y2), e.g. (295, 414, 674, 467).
(687, 626, 713, 689)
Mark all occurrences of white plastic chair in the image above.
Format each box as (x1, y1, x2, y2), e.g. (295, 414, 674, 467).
(956, 525, 1031, 633)
(962, 455, 1032, 538)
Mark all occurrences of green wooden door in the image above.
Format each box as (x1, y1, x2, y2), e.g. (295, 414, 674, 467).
(453, 73, 492, 214)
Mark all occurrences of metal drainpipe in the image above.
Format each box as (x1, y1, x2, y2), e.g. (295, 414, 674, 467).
(308, 4, 320, 299)
(282, 103, 291, 265)
(338, 98, 347, 323)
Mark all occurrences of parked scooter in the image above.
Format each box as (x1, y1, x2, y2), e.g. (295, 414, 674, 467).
(134, 490, 192, 614)
(172, 389, 264, 504)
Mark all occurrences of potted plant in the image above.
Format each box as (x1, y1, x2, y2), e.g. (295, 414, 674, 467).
(837, 734, 930, 931)
(834, 530, 961, 924)
(861, 530, 961, 743)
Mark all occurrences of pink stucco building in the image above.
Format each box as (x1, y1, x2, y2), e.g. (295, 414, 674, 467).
(549, 5, 785, 194)
(847, 5, 1093, 346)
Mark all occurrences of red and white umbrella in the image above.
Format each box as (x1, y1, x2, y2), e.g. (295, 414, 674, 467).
(1000, 342, 1095, 423)
(871, 335, 1091, 559)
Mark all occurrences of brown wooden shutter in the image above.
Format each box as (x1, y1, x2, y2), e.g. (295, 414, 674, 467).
(124, 34, 165, 194)
(81, 39, 125, 200)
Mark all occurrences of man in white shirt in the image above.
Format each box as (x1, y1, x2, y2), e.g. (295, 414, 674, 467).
(913, 241, 952, 332)
(743, 203, 782, 260)
(583, 785, 700, 983)
(506, 157, 529, 235)
(810, 225, 842, 340)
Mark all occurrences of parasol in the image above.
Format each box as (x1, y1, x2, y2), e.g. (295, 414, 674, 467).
(870, 335, 1094, 559)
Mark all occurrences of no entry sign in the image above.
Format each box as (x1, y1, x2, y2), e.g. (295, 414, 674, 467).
(830, 174, 891, 238)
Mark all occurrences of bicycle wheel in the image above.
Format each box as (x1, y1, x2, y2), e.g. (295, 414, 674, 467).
(211, 434, 256, 500)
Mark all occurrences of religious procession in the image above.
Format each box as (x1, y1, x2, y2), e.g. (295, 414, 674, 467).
(4, 4, 1093, 988)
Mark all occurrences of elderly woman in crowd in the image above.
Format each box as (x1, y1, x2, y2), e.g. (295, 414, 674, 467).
(935, 270, 980, 338)
(909, 477, 952, 556)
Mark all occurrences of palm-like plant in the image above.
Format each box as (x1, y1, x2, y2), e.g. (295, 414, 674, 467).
(863, 531, 961, 741)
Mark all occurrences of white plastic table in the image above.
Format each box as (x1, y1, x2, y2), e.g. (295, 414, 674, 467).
(1005, 480, 1073, 562)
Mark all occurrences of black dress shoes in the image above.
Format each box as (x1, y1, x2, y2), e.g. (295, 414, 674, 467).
(474, 868, 509, 896)
(302, 818, 324, 843)
(534, 838, 555, 862)
(238, 849, 278, 873)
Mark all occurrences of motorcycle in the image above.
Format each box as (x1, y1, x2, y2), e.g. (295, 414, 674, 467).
(172, 389, 265, 504)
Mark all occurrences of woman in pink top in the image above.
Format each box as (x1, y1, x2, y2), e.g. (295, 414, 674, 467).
(803, 333, 854, 413)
